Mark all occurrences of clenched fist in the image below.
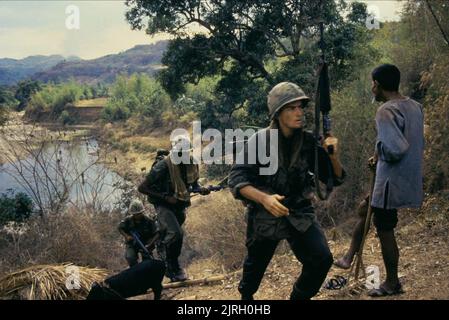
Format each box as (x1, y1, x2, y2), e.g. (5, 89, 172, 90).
(322, 136, 339, 156)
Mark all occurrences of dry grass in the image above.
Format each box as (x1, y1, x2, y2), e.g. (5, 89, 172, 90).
(0, 263, 108, 300)
(0, 207, 125, 276)
(74, 98, 108, 108)
(183, 191, 247, 271)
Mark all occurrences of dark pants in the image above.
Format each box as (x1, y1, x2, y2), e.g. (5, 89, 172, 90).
(155, 204, 186, 272)
(125, 244, 152, 267)
(239, 222, 333, 300)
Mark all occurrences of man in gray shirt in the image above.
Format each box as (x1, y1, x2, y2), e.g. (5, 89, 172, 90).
(334, 64, 424, 297)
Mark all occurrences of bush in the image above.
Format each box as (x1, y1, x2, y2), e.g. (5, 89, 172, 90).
(25, 81, 85, 119)
(102, 104, 131, 122)
(0, 191, 33, 226)
(104, 74, 172, 123)
(59, 110, 74, 125)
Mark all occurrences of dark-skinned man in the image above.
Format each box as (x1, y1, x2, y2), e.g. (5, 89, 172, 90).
(138, 135, 210, 282)
(229, 82, 346, 300)
(334, 64, 424, 297)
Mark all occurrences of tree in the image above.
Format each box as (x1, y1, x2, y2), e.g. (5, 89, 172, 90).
(125, 0, 374, 126)
(14, 80, 41, 111)
(103, 73, 171, 122)
(0, 86, 16, 125)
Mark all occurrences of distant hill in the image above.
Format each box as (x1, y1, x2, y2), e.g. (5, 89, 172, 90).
(31, 41, 168, 85)
(0, 55, 81, 86)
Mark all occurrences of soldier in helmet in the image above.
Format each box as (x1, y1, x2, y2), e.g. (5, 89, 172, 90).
(138, 135, 210, 282)
(118, 199, 159, 267)
(228, 82, 346, 300)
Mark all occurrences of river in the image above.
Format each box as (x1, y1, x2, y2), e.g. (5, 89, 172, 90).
(0, 136, 124, 211)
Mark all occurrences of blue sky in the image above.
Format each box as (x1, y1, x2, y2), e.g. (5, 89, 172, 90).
(0, 0, 405, 60)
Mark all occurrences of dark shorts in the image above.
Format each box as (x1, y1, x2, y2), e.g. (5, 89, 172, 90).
(372, 207, 398, 231)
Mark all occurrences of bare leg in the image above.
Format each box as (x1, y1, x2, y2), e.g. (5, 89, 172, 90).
(377, 229, 400, 288)
(334, 197, 369, 269)
(334, 217, 365, 269)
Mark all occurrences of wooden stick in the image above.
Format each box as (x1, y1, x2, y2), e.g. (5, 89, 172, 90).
(352, 170, 376, 280)
(163, 271, 241, 289)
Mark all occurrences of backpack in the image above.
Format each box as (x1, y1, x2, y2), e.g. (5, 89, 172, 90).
(151, 149, 169, 169)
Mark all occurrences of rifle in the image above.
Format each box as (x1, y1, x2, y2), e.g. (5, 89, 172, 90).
(189, 174, 229, 194)
(313, 21, 335, 201)
(130, 230, 156, 259)
(189, 185, 225, 194)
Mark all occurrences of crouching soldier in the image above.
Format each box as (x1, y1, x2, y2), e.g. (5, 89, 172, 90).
(228, 82, 346, 300)
(118, 199, 159, 268)
(138, 135, 210, 282)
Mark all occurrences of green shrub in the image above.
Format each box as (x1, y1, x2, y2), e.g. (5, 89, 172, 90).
(0, 191, 33, 226)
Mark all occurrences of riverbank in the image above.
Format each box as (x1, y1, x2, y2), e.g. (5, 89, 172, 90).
(0, 112, 99, 166)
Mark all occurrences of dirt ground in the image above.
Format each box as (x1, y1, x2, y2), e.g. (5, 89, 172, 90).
(136, 191, 449, 301)
(99, 125, 449, 301)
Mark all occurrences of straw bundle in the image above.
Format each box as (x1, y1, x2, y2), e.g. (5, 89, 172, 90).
(0, 263, 108, 300)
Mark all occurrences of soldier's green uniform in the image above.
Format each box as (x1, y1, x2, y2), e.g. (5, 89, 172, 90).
(118, 201, 158, 267)
(138, 151, 206, 282)
(228, 82, 346, 300)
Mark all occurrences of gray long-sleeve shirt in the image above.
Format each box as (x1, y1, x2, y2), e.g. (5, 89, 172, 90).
(371, 98, 424, 209)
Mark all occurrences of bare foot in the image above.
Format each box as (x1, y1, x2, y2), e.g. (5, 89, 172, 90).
(333, 256, 352, 269)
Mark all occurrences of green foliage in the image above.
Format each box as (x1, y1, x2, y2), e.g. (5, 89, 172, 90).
(392, 0, 449, 192)
(126, 0, 376, 129)
(59, 110, 73, 125)
(91, 83, 109, 98)
(0, 86, 16, 125)
(14, 80, 41, 111)
(103, 74, 171, 122)
(26, 81, 86, 118)
(0, 191, 33, 226)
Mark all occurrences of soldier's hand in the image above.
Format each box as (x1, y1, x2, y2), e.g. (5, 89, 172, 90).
(261, 194, 289, 217)
(323, 136, 338, 156)
(165, 196, 178, 205)
(125, 235, 134, 242)
(199, 187, 211, 196)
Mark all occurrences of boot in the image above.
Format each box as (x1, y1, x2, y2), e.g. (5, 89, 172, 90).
(169, 259, 188, 282)
(290, 284, 311, 300)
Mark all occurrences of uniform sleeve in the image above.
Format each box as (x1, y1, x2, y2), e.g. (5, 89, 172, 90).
(375, 107, 409, 162)
(118, 218, 129, 234)
(305, 132, 346, 187)
(138, 159, 168, 195)
(228, 135, 259, 201)
(145, 217, 158, 236)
